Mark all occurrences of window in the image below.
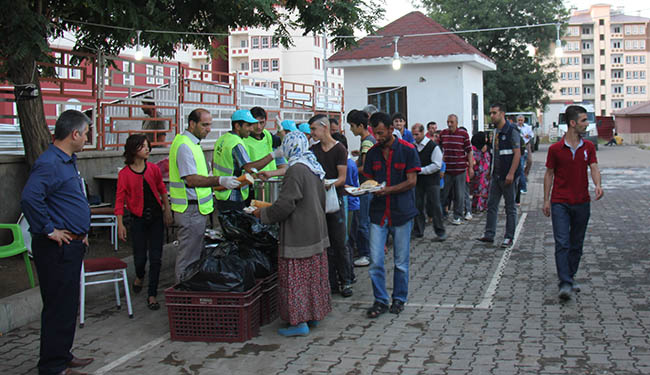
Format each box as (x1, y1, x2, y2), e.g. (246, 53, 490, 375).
(599, 19, 604, 26)
(613, 85, 622, 94)
(314, 35, 320, 47)
(582, 41, 591, 50)
(261, 59, 269, 72)
(561, 72, 566, 80)
(634, 86, 639, 94)
(261, 37, 269, 49)
(583, 86, 592, 94)
(626, 71, 632, 79)
(626, 86, 632, 94)
(612, 55, 622, 64)
(641, 71, 646, 79)
(567, 72, 572, 80)
(146, 64, 154, 84)
(271, 59, 279, 72)
(582, 27, 591, 34)
(240, 62, 249, 71)
(634, 71, 639, 79)
(561, 88, 566, 95)
(567, 26, 580, 36)
(601, 94, 606, 100)
(642, 87, 647, 94)
(123, 61, 134, 85)
(368, 86, 408, 116)
(561, 57, 567, 65)
(271, 38, 279, 48)
(641, 56, 646, 64)
(600, 34, 604, 40)
(271, 82, 279, 90)
(155, 66, 164, 84)
(574, 57, 579, 65)
(612, 70, 623, 79)
(240, 39, 248, 48)
(600, 49, 605, 56)
(632, 56, 639, 64)
(252, 60, 260, 72)
(583, 56, 592, 64)
(575, 72, 581, 80)
(613, 25, 621, 34)
(170, 67, 177, 84)
(583, 71, 592, 79)
(251, 37, 259, 49)
(568, 87, 573, 95)
(612, 40, 622, 49)
(600, 80, 605, 85)
(626, 56, 632, 64)
(612, 100, 623, 109)
(600, 64, 605, 71)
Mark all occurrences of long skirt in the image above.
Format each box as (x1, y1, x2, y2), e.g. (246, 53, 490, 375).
(278, 251, 331, 326)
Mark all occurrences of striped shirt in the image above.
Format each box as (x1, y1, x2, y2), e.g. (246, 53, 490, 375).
(439, 128, 471, 175)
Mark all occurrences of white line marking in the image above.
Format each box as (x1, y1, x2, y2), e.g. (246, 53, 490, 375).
(476, 212, 528, 309)
(94, 334, 168, 375)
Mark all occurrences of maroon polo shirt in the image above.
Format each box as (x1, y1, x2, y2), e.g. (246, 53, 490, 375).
(546, 137, 597, 205)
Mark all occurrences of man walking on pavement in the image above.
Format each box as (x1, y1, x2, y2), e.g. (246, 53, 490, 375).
(477, 104, 520, 248)
(169, 108, 241, 282)
(362, 112, 420, 318)
(543, 105, 603, 301)
(439, 114, 473, 225)
(411, 123, 446, 241)
(213, 109, 283, 212)
(516, 115, 534, 194)
(21, 110, 95, 375)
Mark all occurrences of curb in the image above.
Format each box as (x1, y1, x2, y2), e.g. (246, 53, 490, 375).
(0, 243, 179, 334)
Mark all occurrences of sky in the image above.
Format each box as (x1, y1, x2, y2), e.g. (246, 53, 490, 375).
(381, 0, 650, 26)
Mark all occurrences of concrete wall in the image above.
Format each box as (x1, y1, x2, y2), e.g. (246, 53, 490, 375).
(615, 116, 650, 143)
(341, 62, 486, 151)
(0, 146, 214, 243)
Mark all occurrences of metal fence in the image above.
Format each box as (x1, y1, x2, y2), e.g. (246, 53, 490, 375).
(0, 49, 344, 153)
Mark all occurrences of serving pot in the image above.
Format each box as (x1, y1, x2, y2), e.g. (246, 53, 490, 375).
(252, 177, 283, 203)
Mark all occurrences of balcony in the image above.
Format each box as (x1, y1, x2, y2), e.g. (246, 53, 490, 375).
(230, 27, 250, 34)
(191, 50, 208, 59)
(230, 48, 249, 57)
(583, 92, 595, 100)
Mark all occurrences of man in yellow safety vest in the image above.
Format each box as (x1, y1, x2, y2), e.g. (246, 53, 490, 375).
(169, 108, 241, 282)
(213, 109, 283, 212)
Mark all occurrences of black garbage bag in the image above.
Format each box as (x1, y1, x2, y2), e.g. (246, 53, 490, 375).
(218, 210, 279, 251)
(179, 247, 256, 292)
(237, 246, 272, 279)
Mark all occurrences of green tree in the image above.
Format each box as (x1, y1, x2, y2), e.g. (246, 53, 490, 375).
(418, 0, 568, 114)
(0, 0, 382, 166)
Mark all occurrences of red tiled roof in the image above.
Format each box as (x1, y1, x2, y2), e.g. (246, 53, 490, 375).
(328, 11, 491, 62)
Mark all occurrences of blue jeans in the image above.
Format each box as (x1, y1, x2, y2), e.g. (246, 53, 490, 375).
(518, 151, 527, 192)
(356, 193, 372, 258)
(551, 202, 590, 288)
(483, 178, 518, 240)
(369, 218, 413, 305)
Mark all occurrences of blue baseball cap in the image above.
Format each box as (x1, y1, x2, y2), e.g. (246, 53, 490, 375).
(281, 120, 298, 132)
(231, 109, 258, 123)
(298, 123, 311, 134)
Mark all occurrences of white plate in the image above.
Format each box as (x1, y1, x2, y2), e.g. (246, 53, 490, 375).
(243, 206, 256, 214)
(344, 182, 385, 196)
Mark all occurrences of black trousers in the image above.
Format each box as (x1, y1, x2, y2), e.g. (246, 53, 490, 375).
(414, 183, 446, 238)
(32, 235, 86, 375)
(326, 199, 353, 289)
(131, 215, 164, 297)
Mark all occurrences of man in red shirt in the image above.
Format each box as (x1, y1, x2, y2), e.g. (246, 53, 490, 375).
(439, 114, 473, 225)
(543, 105, 603, 301)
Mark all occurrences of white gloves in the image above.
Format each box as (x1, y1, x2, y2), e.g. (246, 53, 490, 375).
(218, 176, 241, 190)
(271, 147, 284, 159)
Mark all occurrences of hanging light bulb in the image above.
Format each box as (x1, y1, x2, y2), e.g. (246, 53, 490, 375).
(134, 30, 144, 61)
(554, 23, 563, 58)
(392, 36, 401, 70)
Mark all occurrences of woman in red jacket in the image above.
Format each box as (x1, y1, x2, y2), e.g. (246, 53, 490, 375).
(115, 134, 172, 310)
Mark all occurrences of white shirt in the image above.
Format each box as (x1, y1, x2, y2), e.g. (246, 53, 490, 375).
(519, 123, 534, 145)
(415, 137, 443, 175)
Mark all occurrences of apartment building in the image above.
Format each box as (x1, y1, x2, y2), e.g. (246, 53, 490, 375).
(228, 27, 344, 94)
(550, 4, 650, 117)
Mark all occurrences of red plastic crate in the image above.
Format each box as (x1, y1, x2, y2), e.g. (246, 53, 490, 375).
(260, 273, 279, 326)
(165, 281, 262, 342)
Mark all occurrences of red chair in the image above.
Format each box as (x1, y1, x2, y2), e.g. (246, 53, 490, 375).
(79, 257, 133, 328)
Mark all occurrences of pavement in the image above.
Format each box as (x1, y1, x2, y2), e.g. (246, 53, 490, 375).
(1, 144, 649, 375)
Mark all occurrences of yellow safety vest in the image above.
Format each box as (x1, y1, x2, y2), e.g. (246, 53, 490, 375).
(243, 129, 276, 172)
(213, 132, 249, 201)
(168, 134, 214, 215)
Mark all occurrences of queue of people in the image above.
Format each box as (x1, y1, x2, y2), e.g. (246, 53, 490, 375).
(19, 104, 601, 373)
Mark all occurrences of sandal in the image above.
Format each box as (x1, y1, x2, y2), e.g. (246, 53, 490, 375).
(366, 301, 388, 319)
(147, 297, 160, 311)
(132, 279, 143, 294)
(389, 300, 405, 314)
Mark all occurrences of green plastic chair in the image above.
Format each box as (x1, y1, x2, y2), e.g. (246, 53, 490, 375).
(0, 224, 35, 288)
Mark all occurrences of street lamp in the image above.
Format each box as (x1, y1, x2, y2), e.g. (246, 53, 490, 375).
(392, 36, 401, 70)
(134, 30, 144, 61)
(554, 23, 563, 58)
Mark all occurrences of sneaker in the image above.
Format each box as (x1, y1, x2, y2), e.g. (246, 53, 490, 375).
(341, 284, 353, 298)
(354, 256, 370, 267)
(433, 234, 447, 242)
(520, 189, 527, 194)
(558, 284, 573, 301)
(500, 238, 513, 248)
(278, 322, 309, 337)
(450, 218, 462, 225)
(464, 212, 473, 221)
(572, 282, 581, 293)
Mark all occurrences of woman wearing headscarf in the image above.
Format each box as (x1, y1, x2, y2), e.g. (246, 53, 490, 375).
(253, 131, 331, 337)
(471, 131, 491, 212)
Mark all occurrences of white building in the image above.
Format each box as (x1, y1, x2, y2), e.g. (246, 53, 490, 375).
(228, 26, 344, 95)
(328, 12, 495, 149)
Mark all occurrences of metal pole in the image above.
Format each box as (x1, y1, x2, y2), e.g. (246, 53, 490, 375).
(322, 33, 328, 111)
